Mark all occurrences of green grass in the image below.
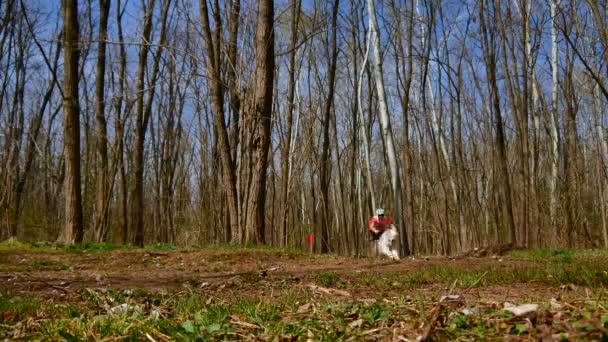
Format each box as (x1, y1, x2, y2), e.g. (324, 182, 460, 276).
(31, 259, 51, 270)
(147, 243, 177, 251)
(0, 241, 134, 253)
(63, 242, 133, 253)
(0, 241, 42, 249)
(0, 292, 40, 324)
(509, 248, 608, 262)
(0, 288, 405, 340)
(351, 260, 608, 291)
(2, 247, 608, 339)
(193, 243, 304, 256)
(315, 271, 340, 287)
(0, 241, 308, 256)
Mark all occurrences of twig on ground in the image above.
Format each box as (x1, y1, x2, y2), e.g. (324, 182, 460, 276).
(463, 271, 488, 294)
(20, 272, 69, 294)
(448, 279, 457, 296)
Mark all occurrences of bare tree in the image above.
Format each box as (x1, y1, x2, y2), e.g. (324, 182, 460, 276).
(132, 0, 171, 246)
(198, 0, 241, 243)
(367, 0, 409, 256)
(318, 0, 340, 253)
(280, 0, 302, 248)
(93, 0, 111, 242)
(548, 0, 560, 244)
(244, 0, 275, 244)
(59, 0, 84, 244)
(479, 0, 516, 245)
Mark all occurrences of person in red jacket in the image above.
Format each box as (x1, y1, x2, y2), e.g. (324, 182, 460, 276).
(369, 208, 391, 240)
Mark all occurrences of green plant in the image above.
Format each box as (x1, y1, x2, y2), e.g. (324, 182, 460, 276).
(147, 243, 177, 251)
(315, 271, 339, 287)
(63, 242, 129, 253)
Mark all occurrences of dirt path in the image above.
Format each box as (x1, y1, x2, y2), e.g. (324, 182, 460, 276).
(0, 248, 566, 303)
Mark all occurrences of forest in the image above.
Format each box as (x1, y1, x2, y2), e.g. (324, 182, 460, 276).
(1, 0, 608, 257)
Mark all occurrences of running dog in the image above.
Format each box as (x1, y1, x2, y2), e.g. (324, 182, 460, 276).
(377, 224, 400, 260)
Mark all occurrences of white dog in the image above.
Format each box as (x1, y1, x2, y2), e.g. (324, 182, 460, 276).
(377, 225, 400, 260)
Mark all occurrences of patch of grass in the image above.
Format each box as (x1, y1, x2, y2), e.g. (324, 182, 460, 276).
(353, 272, 419, 291)
(510, 248, 576, 263)
(0, 292, 40, 323)
(315, 271, 340, 287)
(509, 248, 608, 264)
(147, 243, 177, 251)
(235, 299, 280, 328)
(193, 243, 304, 257)
(3, 287, 608, 340)
(0, 241, 32, 249)
(240, 271, 262, 283)
(351, 259, 608, 291)
(31, 259, 50, 270)
(210, 263, 227, 272)
(194, 243, 254, 250)
(360, 302, 391, 322)
(30, 241, 56, 249)
(63, 242, 130, 253)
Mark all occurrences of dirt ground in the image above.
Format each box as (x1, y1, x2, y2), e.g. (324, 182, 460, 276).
(0, 248, 563, 302)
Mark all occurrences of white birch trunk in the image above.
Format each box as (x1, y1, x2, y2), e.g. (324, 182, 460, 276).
(358, 29, 376, 212)
(549, 0, 560, 236)
(593, 85, 608, 247)
(367, 0, 408, 255)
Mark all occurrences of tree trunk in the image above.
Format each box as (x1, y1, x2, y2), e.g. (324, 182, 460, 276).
(357, 28, 376, 214)
(244, 0, 275, 244)
(93, 0, 110, 242)
(368, 0, 409, 256)
(132, 0, 156, 246)
(318, 0, 339, 253)
(548, 0, 560, 244)
(115, 0, 129, 244)
(479, 0, 516, 245)
(199, 0, 240, 243)
(59, 0, 84, 244)
(563, 49, 578, 248)
(280, 0, 301, 247)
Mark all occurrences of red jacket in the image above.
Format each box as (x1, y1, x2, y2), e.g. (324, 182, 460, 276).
(369, 215, 391, 233)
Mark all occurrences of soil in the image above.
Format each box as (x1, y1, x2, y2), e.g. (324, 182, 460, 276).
(0, 248, 566, 303)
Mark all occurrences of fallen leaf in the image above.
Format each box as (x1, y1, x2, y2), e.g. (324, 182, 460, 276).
(460, 308, 473, 316)
(229, 316, 258, 329)
(308, 284, 351, 297)
(150, 309, 161, 319)
(439, 294, 464, 303)
(358, 298, 377, 305)
(108, 303, 130, 314)
(550, 298, 562, 310)
(504, 303, 538, 316)
(349, 319, 363, 328)
(297, 303, 312, 313)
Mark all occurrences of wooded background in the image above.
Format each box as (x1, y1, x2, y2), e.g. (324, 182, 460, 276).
(1, 0, 607, 256)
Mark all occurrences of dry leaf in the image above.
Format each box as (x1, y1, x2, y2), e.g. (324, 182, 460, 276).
(108, 303, 130, 314)
(504, 303, 538, 316)
(439, 294, 464, 303)
(308, 284, 351, 297)
(349, 319, 363, 328)
(358, 298, 376, 305)
(297, 303, 312, 313)
(550, 298, 562, 310)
